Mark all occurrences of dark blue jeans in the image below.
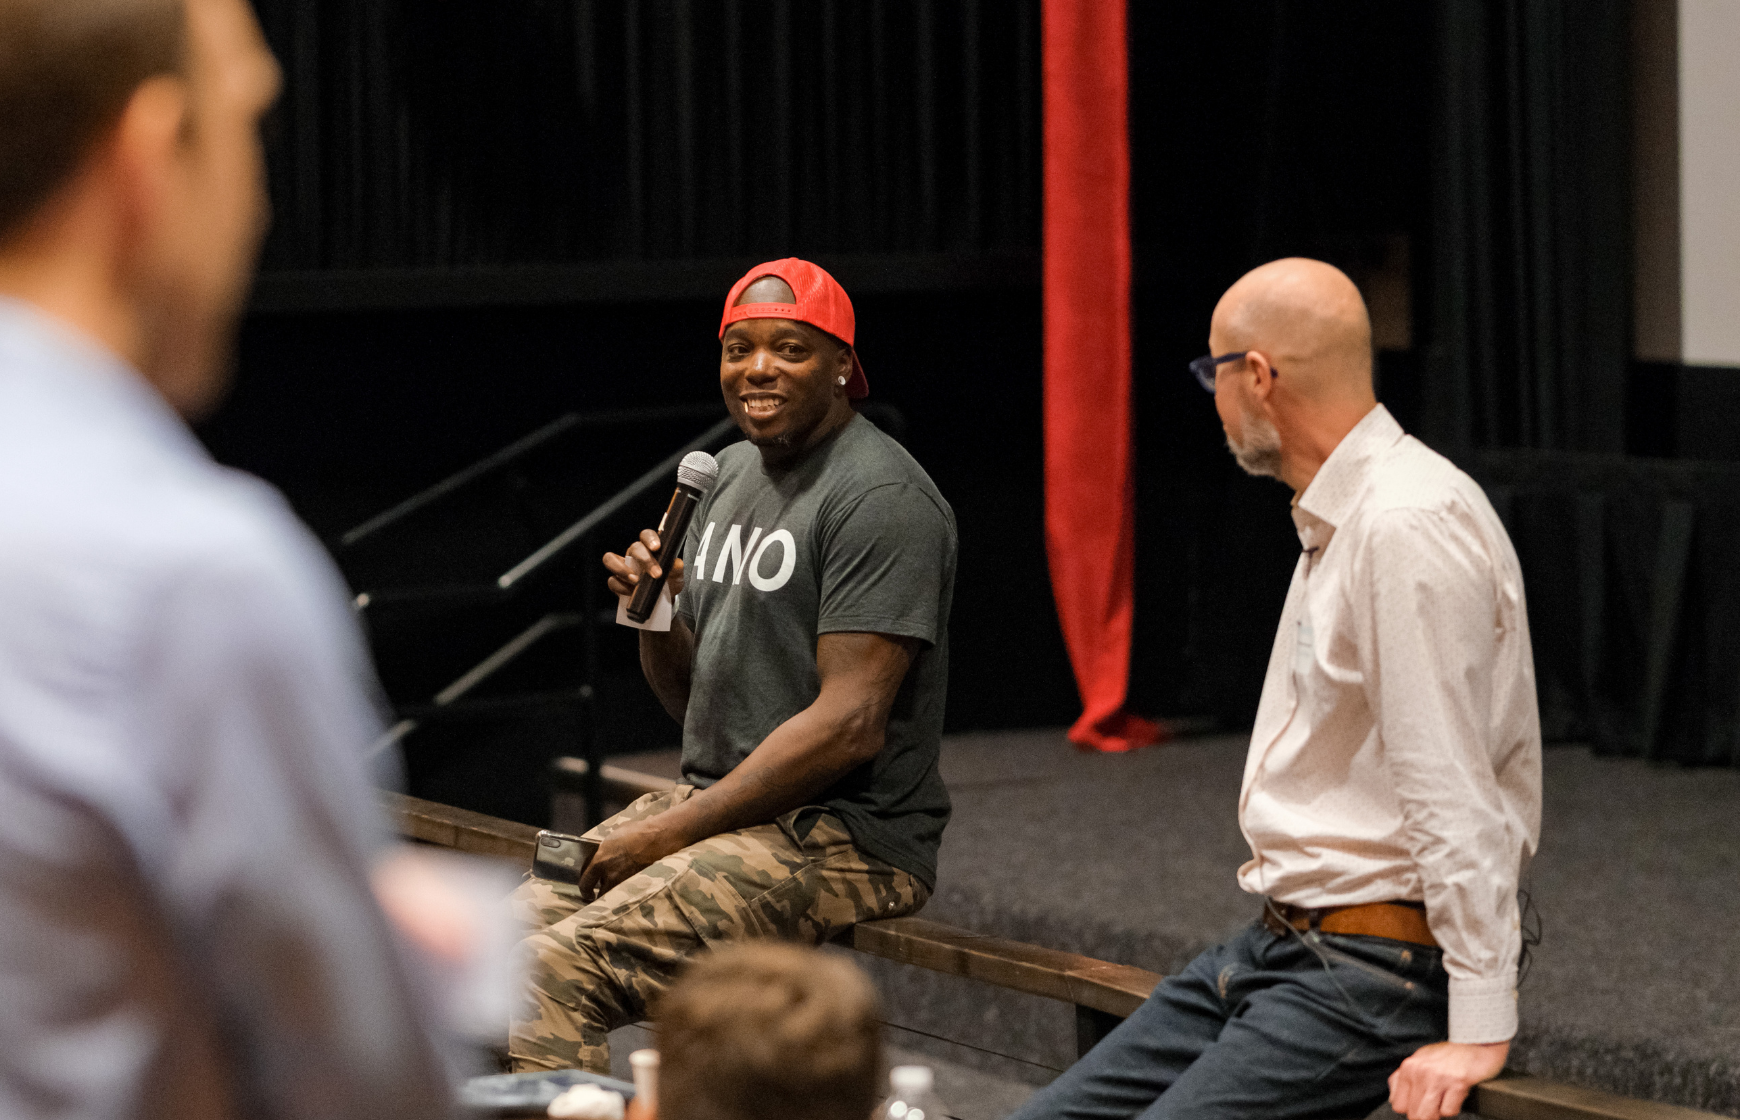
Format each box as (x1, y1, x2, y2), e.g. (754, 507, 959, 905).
(1009, 920, 1450, 1120)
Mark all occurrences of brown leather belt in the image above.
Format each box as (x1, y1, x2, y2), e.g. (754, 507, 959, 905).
(1263, 899, 1439, 948)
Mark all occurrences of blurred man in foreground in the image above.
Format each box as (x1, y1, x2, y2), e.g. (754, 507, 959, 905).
(653, 944, 883, 1120)
(1010, 260, 1541, 1120)
(0, 1, 450, 1116)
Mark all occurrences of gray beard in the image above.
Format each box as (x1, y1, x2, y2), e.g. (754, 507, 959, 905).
(1226, 408, 1283, 479)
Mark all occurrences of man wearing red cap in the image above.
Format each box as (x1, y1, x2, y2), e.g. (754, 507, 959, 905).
(510, 259, 958, 1075)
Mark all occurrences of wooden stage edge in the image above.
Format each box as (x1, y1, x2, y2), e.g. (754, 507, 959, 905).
(380, 790, 1725, 1120)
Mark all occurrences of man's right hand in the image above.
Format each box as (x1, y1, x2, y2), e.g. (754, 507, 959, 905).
(604, 528, 695, 722)
(604, 528, 685, 600)
(1389, 1040, 1508, 1119)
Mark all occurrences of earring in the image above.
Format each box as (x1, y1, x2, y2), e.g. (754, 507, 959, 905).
(837, 377, 847, 386)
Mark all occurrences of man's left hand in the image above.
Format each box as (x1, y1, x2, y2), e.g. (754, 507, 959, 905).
(577, 818, 689, 901)
(1389, 1040, 1508, 1119)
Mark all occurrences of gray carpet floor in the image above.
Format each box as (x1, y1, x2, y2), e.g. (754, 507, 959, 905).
(615, 731, 1740, 1116)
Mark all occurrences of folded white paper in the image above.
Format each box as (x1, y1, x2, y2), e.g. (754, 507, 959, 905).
(615, 583, 674, 631)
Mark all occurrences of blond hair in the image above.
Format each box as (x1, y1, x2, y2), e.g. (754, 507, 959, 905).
(655, 943, 883, 1120)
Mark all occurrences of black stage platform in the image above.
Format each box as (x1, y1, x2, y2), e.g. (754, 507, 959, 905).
(610, 731, 1739, 1114)
(841, 730, 1739, 1116)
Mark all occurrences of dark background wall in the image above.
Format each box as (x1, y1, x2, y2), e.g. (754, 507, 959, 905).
(207, 2, 1721, 784)
(1124, 2, 1434, 721)
(247, 0, 1040, 272)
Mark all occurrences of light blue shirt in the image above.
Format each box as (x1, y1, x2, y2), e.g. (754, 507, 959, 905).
(0, 299, 450, 1119)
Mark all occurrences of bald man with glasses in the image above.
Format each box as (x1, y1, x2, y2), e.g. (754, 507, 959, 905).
(1012, 259, 1541, 1120)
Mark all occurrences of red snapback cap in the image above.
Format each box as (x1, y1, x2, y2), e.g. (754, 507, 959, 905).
(719, 258, 869, 399)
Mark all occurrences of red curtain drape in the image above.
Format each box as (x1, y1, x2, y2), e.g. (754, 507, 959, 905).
(1042, 0, 1161, 753)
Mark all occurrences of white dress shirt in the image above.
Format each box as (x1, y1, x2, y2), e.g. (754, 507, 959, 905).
(1237, 404, 1542, 1044)
(0, 299, 450, 1119)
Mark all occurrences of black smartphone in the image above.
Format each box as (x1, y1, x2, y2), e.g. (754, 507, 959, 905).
(531, 830, 599, 886)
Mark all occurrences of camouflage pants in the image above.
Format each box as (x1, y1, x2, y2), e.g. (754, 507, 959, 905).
(508, 786, 928, 1074)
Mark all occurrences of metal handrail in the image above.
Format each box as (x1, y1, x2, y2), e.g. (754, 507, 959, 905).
(366, 611, 583, 761)
(338, 402, 728, 549)
(498, 415, 736, 589)
(358, 413, 738, 823)
(350, 414, 737, 606)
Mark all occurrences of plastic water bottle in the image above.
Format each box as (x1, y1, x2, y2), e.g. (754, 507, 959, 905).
(883, 1065, 948, 1120)
(625, 1049, 658, 1120)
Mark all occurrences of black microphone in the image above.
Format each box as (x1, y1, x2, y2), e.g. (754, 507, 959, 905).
(627, 450, 719, 623)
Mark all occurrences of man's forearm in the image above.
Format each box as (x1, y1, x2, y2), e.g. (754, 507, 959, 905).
(638, 619, 695, 723)
(650, 696, 877, 849)
(578, 631, 916, 898)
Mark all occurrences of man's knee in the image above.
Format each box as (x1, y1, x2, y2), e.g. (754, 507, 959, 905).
(517, 920, 673, 1032)
(510, 929, 619, 1074)
(520, 928, 595, 1014)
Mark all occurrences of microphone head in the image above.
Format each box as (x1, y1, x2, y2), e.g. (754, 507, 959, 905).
(677, 451, 720, 493)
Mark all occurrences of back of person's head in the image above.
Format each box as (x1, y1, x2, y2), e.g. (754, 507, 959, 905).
(0, 0, 184, 246)
(0, 0, 281, 417)
(655, 943, 883, 1120)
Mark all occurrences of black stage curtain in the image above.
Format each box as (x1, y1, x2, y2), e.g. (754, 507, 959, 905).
(1425, 3, 1740, 766)
(1472, 453, 1740, 768)
(248, 0, 1041, 271)
(1424, 0, 1630, 454)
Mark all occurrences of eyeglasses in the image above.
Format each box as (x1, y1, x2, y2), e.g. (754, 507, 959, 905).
(1187, 351, 1276, 393)
(1190, 352, 1244, 392)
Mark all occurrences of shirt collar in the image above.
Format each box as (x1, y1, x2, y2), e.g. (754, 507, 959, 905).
(0, 295, 204, 464)
(1290, 404, 1403, 547)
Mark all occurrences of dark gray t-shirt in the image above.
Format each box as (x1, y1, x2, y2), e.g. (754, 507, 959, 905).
(675, 414, 956, 889)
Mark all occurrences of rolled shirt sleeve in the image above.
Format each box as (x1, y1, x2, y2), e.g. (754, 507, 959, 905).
(1362, 507, 1523, 1043)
